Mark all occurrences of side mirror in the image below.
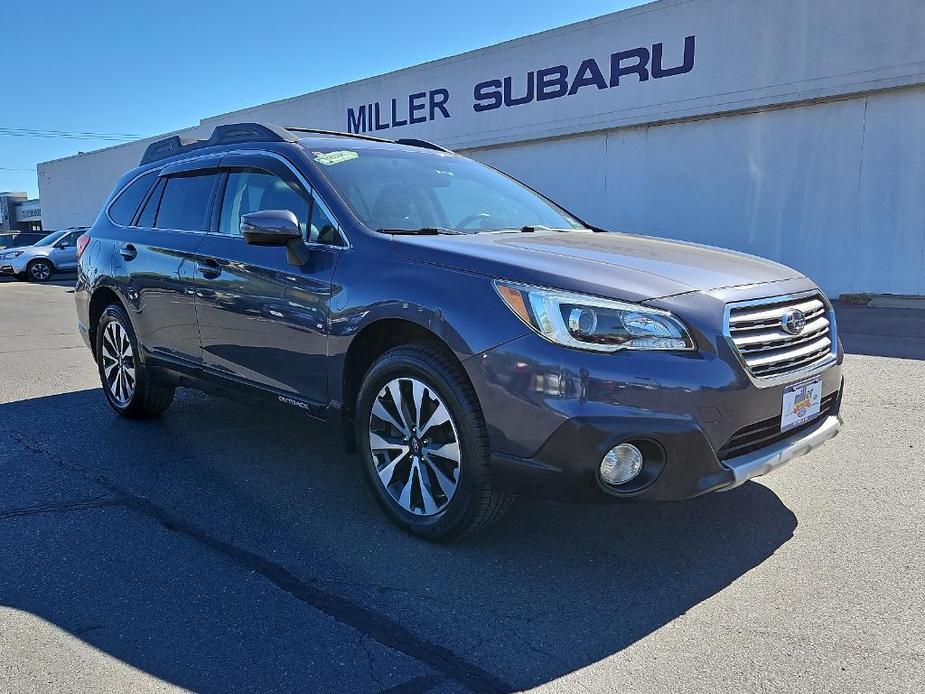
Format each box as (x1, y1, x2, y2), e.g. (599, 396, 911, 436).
(241, 210, 301, 246)
(57, 241, 71, 249)
(241, 209, 311, 267)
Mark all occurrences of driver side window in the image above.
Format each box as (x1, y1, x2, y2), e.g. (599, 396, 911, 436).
(218, 170, 310, 238)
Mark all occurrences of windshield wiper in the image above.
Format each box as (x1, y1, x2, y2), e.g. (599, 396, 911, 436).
(478, 225, 589, 233)
(377, 227, 462, 235)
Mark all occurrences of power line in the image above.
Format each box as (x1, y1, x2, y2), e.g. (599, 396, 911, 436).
(0, 126, 144, 142)
(0, 167, 37, 172)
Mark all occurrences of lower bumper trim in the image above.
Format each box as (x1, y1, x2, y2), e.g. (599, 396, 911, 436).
(720, 414, 842, 491)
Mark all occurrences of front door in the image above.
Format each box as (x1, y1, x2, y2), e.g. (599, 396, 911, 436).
(193, 156, 343, 408)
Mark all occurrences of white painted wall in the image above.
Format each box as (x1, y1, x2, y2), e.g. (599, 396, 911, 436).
(38, 0, 925, 295)
(469, 87, 925, 296)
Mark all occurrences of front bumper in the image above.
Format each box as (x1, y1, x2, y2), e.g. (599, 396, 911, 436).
(465, 287, 845, 503)
(720, 414, 841, 491)
(0, 255, 28, 274)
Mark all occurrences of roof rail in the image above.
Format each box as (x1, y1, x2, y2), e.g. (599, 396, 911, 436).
(284, 126, 393, 144)
(394, 138, 453, 153)
(139, 122, 455, 166)
(139, 122, 299, 165)
(287, 126, 454, 153)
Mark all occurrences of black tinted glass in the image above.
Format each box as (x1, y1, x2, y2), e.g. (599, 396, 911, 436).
(136, 178, 165, 228)
(108, 172, 157, 226)
(155, 173, 217, 231)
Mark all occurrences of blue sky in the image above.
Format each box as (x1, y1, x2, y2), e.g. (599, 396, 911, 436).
(0, 1, 643, 199)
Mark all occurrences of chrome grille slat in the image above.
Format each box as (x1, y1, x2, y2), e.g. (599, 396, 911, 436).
(729, 299, 824, 327)
(750, 348, 832, 376)
(726, 293, 836, 380)
(745, 336, 832, 368)
(729, 307, 826, 332)
(736, 316, 830, 352)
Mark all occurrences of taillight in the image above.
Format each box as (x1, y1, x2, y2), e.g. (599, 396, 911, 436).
(76, 232, 91, 261)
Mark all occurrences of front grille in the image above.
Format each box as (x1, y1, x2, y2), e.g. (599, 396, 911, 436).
(717, 391, 838, 460)
(726, 293, 835, 379)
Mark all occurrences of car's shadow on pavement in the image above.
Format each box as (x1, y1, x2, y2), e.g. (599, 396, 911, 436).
(0, 274, 76, 288)
(0, 388, 797, 692)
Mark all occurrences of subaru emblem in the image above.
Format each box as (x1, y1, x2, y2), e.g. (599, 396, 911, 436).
(781, 308, 807, 335)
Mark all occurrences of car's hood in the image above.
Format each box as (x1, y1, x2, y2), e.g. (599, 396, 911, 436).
(2, 246, 39, 257)
(392, 230, 804, 302)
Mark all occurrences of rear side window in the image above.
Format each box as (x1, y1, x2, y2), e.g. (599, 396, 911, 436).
(108, 172, 157, 226)
(155, 173, 218, 231)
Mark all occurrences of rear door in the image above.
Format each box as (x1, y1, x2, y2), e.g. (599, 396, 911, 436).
(111, 162, 220, 367)
(193, 153, 343, 408)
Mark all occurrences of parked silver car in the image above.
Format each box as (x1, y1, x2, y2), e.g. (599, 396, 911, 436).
(0, 228, 86, 281)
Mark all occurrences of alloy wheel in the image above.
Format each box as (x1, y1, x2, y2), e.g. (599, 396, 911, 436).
(368, 376, 461, 516)
(101, 321, 136, 406)
(30, 262, 51, 281)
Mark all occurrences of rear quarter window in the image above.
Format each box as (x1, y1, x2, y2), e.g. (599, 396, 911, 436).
(108, 171, 157, 226)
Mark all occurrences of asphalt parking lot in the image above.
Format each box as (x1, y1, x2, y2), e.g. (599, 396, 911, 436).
(0, 276, 923, 693)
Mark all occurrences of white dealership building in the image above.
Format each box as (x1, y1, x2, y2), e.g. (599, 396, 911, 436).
(38, 0, 925, 297)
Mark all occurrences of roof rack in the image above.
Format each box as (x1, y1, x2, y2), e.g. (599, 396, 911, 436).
(140, 122, 454, 165)
(140, 123, 299, 165)
(283, 126, 393, 144)
(284, 127, 454, 153)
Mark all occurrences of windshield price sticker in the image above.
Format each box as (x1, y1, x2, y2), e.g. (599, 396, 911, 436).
(313, 150, 359, 166)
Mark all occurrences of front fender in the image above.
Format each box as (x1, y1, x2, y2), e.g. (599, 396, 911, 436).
(325, 244, 529, 403)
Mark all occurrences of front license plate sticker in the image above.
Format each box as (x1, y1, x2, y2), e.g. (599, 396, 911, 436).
(781, 378, 823, 432)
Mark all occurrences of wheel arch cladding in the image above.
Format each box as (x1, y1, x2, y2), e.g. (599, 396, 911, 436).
(88, 286, 127, 357)
(339, 318, 475, 452)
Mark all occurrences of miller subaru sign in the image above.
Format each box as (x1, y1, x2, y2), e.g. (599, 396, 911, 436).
(345, 36, 695, 134)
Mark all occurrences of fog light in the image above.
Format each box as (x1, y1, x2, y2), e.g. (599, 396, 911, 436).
(600, 443, 644, 486)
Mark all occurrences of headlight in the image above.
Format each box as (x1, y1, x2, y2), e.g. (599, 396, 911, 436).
(1, 250, 24, 259)
(494, 280, 695, 352)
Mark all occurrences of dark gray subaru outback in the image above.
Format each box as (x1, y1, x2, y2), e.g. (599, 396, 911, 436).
(75, 123, 844, 540)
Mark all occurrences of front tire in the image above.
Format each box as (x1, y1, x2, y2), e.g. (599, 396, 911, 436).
(96, 303, 175, 418)
(26, 259, 54, 282)
(355, 344, 513, 541)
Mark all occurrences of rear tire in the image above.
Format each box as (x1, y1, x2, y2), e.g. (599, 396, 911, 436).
(355, 344, 513, 541)
(96, 303, 175, 419)
(26, 259, 54, 282)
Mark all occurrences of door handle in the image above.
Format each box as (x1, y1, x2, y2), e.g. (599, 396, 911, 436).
(196, 258, 222, 279)
(119, 243, 137, 260)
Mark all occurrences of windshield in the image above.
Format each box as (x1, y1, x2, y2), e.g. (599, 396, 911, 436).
(31, 230, 68, 247)
(308, 145, 586, 233)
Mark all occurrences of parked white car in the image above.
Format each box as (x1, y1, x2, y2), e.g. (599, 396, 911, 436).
(0, 228, 86, 281)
